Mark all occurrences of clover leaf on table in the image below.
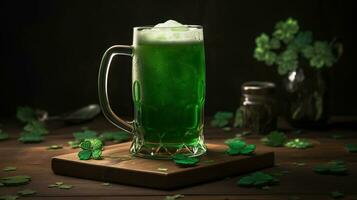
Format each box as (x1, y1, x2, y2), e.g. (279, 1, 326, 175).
(210, 112, 234, 128)
(24, 120, 48, 135)
(285, 138, 313, 149)
(98, 131, 130, 143)
(18, 132, 44, 143)
(225, 138, 256, 155)
(78, 138, 103, 160)
(261, 131, 288, 147)
(172, 154, 199, 167)
(313, 160, 348, 175)
(69, 129, 98, 149)
(238, 172, 279, 188)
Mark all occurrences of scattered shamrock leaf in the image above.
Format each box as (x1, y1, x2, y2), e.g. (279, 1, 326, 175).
(48, 181, 73, 189)
(47, 145, 63, 150)
(73, 130, 97, 142)
(233, 107, 243, 128)
(16, 106, 37, 123)
(0, 175, 31, 186)
(98, 131, 130, 143)
(285, 138, 313, 149)
(210, 112, 234, 128)
(0, 183, 4, 187)
(77, 138, 103, 160)
(164, 194, 184, 200)
(237, 172, 279, 188)
(0, 195, 19, 200)
(172, 154, 199, 167)
(0, 130, 9, 141)
(261, 131, 287, 147)
(3, 167, 16, 172)
(78, 150, 92, 160)
(330, 191, 344, 199)
(24, 120, 48, 135)
(17, 189, 36, 196)
(313, 160, 348, 175)
(225, 138, 256, 155)
(157, 168, 168, 172)
(59, 184, 73, 189)
(346, 144, 357, 153)
(18, 132, 44, 143)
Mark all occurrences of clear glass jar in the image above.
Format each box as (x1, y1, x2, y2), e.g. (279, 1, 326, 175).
(241, 81, 277, 134)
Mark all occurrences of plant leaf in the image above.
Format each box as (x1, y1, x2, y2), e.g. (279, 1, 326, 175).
(17, 189, 36, 196)
(92, 149, 102, 160)
(261, 131, 287, 147)
(18, 132, 44, 143)
(16, 106, 36, 123)
(172, 154, 199, 167)
(78, 150, 91, 160)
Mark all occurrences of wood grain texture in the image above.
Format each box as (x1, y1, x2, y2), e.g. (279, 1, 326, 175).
(1, 116, 357, 199)
(52, 142, 274, 189)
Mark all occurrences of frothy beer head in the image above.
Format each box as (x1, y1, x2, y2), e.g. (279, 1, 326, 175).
(134, 20, 203, 44)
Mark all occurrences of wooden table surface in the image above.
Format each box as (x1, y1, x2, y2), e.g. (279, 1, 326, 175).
(1, 116, 357, 200)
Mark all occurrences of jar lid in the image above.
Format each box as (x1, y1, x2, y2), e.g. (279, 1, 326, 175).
(242, 81, 275, 95)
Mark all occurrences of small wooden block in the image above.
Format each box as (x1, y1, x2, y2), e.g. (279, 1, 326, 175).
(52, 140, 274, 189)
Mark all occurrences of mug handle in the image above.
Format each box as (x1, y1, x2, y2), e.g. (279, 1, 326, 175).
(98, 45, 134, 133)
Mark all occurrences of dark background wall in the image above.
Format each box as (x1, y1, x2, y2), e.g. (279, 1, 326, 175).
(0, 0, 356, 118)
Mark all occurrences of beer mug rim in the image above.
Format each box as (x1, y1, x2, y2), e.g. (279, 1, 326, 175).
(134, 25, 202, 30)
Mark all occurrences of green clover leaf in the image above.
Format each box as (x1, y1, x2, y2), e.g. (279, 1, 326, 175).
(16, 106, 37, 123)
(302, 41, 336, 68)
(313, 160, 347, 175)
(273, 18, 299, 43)
(225, 138, 256, 155)
(18, 132, 44, 143)
(237, 172, 278, 188)
(92, 149, 102, 160)
(285, 138, 313, 149)
(78, 150, 92, 160)
(261, 131, 288, 147)
(210, 112, 234, 128)
(80, 140, 92, 150)
(0, 175, 31, 186)
(99, 131, 129, 143)
(17, 189, 36, 196)
(24, 120, 48, 135)
(73, 130, 97, 142)
(77, 138, 103, 160)
(172, 154, 199, 167)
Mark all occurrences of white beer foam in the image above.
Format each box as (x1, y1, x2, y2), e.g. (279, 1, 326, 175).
(137, 20, 203, 43)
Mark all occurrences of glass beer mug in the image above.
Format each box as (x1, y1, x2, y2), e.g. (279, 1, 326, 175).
(98, 20, 206, 159)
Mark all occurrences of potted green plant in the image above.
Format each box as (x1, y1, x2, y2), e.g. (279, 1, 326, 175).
(253, 18, 342, 127)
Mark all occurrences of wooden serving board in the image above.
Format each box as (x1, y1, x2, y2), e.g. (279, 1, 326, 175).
(52, 140, 274, 189)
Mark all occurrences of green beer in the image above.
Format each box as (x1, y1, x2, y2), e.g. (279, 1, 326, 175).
(98, 21, 206, 159)
(133, 41, 205, 145)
